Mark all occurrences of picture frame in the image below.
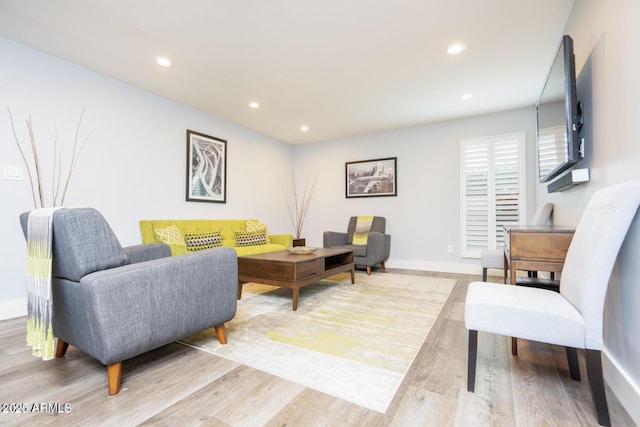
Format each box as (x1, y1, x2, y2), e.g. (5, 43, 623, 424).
(345, 157, 397, 198)
(186, 130, 227, 203)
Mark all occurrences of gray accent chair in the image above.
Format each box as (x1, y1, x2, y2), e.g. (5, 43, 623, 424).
(323, 216, 390, 275)
(20, 208, 238, 395)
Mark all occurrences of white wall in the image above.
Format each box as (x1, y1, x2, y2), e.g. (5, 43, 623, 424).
(535, 0, 640, 422)
(295, 106, 539, 273)
(0, 36, 294, 317)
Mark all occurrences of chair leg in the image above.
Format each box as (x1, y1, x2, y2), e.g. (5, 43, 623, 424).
(366, 266, 371, 275)
(467, 330, 478, 392)
(107, 362, 122, 395)
(381, 261, 386, 272)
(482, 268, 487, 282)
(565, 347, 581, 381)
(586, 350, 611, 426)
(511, 337, 518, 356)
(214, 324, 228, 344)
(55, 338, 69, 358)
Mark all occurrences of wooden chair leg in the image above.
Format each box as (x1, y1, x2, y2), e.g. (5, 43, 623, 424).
(566, 347, 581, 381)
(55, 338, 69, 358)
(511, 337, 518, 356)
(214, 324, 227, 344)
(467, 330, 478, 392)
(366, 266, 371, 275)
(381, 261, 386, 272)
(107, 362, 122, 395)
(586, 350, 611, 426)
(482, 268, 487, 282)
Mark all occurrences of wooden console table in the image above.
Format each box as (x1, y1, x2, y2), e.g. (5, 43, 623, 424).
(503, 225, 575, 286)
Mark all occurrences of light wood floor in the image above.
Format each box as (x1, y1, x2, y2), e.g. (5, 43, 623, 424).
(0, 270, 634, 426)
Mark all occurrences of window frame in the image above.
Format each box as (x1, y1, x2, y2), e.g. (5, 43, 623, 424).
(460, 131, 527, 259)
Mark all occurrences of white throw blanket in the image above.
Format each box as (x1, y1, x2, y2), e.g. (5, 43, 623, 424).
(26, 207, 62, 360)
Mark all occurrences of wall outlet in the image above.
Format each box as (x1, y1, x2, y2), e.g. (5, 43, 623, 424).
(447, 244, 453, 254)
(2, 164, 24, 181)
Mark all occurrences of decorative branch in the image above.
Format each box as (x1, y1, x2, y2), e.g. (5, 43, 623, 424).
(7, 107, 92, 208)
(279, 172, 319, 239)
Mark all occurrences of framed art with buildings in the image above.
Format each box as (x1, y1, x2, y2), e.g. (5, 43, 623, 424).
(186, 130, 227, 203)
(345, 157, 397, 198)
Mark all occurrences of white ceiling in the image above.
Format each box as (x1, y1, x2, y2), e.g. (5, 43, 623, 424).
(0, 0, 575, 144)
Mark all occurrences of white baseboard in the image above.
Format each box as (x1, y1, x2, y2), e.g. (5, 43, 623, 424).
(0, 298, 27, 320)
(387, 259, 482, 276)
(603, 350, 640, 425)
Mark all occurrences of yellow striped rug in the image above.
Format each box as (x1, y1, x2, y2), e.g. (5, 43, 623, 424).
(179, 272, 455, 413)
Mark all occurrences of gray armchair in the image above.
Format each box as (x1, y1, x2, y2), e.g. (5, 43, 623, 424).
(20, 208, 238, 395)
(323, 216, 390, 275)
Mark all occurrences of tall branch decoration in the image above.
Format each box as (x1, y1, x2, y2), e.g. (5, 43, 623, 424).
(8, 107, 92, 208)
(279, 172, 319, 239)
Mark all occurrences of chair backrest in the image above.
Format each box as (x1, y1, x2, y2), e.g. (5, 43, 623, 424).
(560, 182, 640, 350)
(346, 216, 386, 243)
(20, 207, 128, 282)
(531, 202, 554, 225)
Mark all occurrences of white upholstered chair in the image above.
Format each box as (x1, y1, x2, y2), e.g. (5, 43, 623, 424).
(480, 202, 554, 281)
(465, 182, 640, 427)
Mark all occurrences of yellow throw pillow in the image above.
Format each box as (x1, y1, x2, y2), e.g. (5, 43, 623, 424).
(154, 224, 187, 255)
(246, 220, 271, 243)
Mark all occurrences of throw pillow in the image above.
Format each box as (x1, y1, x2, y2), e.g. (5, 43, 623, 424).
(184, 230, 222, 251)
(245, 220, 271, 243)
(153, 224, 188, 255)
(235, 230, 268, 247)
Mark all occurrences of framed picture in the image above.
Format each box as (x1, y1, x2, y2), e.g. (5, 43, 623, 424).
(345, 157, 397, 198)
(186, 130, 227, 203)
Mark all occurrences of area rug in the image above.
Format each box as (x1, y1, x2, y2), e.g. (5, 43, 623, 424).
(179, 272, 456, 413)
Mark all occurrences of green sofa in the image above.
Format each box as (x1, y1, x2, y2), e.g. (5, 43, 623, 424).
(139, 219, 292, 256)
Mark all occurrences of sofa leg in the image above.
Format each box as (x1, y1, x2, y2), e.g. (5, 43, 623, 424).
(381, 261, 386, 272)
(107, 362, 122, 395)
(215, 324, 227, 344)
(482, 267, 487, 282)
(366, 266, 371, 275)
(56, 338, 69, 358)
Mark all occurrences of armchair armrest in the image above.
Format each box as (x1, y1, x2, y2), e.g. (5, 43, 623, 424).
(362, 232, 391, 265)
(124, 243, 171, 264)
(269, 234, 293, 247)
(324, 231, 348, 248)
(53, 247, 238, 365)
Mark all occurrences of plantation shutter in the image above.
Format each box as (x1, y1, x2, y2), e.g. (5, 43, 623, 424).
(460, 132, 525, 258)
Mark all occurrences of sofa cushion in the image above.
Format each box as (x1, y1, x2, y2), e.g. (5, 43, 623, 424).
(184, 230, 222, 251)
(153, 224, 188, 255)
(235, 230, 268, 247)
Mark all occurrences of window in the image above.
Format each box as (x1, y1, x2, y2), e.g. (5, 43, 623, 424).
(460, 132, 526, 258)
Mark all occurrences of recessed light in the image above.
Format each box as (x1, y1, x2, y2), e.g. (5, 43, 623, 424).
(447, 43, 466, 55)
(156, 57, 172, 67)
(300, 126, 309, 132)
(249, 102, 259, 109)
(461, 93, 473, 100)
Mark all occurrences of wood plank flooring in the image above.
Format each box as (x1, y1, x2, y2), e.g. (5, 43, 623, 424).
(0, 270, 634, 426)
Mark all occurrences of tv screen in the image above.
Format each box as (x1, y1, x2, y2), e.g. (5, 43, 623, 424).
(536, 35, 581, 183)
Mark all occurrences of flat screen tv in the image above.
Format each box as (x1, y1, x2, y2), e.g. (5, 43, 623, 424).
(536, 35, 581, 183)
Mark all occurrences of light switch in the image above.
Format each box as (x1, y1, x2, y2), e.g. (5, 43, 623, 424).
(2, 164, 24, 181)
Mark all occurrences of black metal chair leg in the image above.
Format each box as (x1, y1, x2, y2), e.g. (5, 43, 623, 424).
(482, 268, 487, 282)
(467, 330, 478, 392)
(565, 347, 581, 381)
(586, 350, 611, 427)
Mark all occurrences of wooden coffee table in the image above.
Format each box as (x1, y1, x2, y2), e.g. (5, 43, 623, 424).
(237, 248, 355, 311)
